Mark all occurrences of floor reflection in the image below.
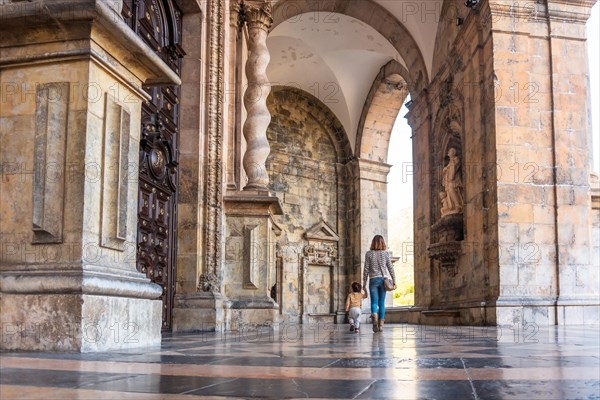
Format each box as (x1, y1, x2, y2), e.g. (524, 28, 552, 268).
(1, 324, 599, 399)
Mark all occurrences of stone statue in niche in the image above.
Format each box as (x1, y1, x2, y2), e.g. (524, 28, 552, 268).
(440, 147, 463, 217)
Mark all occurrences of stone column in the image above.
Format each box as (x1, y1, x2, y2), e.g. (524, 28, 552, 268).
(0, 0, 180, 351)
(241, 0, 273, 190)
(221, 1, 283, 329)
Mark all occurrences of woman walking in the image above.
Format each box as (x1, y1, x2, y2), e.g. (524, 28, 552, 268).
(363, 235, 396, 332)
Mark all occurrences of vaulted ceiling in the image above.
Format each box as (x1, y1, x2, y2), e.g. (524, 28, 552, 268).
(267, 0, 443, 152)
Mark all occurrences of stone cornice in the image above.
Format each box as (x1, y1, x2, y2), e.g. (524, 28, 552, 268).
(174, 0, 203, 14)
(0, 0, 180, 85)
(242, 0, 273, 31)
(0, 264, 163, 299)
(546, 0, 597, 23)
(356, 158, 392, 183)
(405, 91, 431, 132)
(485, 0, 597, 24)
(223, 190, 284, 216)
(0, 45, 152, 101)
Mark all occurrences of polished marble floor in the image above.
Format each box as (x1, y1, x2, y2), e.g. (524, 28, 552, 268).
(1, 324, 599, 399)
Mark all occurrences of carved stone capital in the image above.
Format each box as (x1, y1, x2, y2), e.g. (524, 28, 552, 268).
(242, 0, 273, 31)
(230, 0, 243, 29)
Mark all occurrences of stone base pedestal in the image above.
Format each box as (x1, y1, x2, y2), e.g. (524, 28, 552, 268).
(335, 311, 346, 324)
(556, 297, 600, 325)
(495, 297, 600, 326)
(0, 266, 163, 352)
(495, 298, 557, 326)
(1, 293, 161, 352)
(228, 298, 279, 331)
(304, 313, 336, 325)
(385, 303, 497, 326)
(385, 307, 423, 324)
(173, 292, 230, 333)
(222, 191, 283, 330)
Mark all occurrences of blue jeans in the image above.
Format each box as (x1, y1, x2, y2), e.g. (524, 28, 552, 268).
(369, 277, 387, 319)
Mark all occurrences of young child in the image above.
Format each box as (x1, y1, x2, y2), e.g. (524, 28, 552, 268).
(345, 282, 368, 333)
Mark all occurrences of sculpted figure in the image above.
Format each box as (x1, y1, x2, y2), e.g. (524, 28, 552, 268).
(439, 192, 451, 216)
(441, 148, 463, 216)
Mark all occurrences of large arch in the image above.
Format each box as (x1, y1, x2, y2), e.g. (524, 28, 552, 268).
(268, 86, 352, 162)
(355, 60, 411, 163)
(265, 86, 353, 323)
(272, 0, 430, 96)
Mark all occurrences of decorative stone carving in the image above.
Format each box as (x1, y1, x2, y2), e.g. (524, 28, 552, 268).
(303, 220, 339, 265)
(299, 220, 339, 321)
(429, 99, 465, 273)
(303, 243, 338, 266)
(204, 0, 225, 280)
(226, 0, 243, 190)
(440, 147, 464, 217)
(230, 0, 243, 30)
(198, 272, 221, 293)
(304, 220, 340, 243)
(429, 213, 464, 276)
(241, 0, 273, 190)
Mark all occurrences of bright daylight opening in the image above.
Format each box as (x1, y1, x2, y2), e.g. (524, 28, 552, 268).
(387, 99, 414, 306)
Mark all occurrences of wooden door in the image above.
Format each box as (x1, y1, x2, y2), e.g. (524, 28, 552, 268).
(122, 0, 184, 331)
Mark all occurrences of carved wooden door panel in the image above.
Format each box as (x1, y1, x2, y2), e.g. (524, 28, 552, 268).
(122, 0, 184, 331)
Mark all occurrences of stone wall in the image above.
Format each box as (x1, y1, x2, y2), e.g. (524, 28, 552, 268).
(265, 87, 352, 324)
(408, 0, 498, 325)
(406, 0, 599, 326)
(0, 1, 175, 350)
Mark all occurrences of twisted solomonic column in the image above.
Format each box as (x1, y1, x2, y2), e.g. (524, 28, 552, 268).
(241, 0, 273, 190)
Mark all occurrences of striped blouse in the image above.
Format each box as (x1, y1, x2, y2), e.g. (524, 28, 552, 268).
(362, 250, 395, 284)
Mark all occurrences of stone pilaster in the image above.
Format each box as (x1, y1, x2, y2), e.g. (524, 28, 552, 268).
(486, 0, 599, 325)
(241, 0, 273, 190)
(226, 0, 243, 191)
(406, 93, 433, 311)
(546, 0, 599, 324)
(353, 159, 392, 310)
(204, 0, 226, 281)
(0, 0, 179, 351)
(173, 0, 228, 334)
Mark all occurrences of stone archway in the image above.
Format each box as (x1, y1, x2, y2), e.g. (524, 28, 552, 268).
(264, 86, 352, 324)
(355, 60, 411, 163)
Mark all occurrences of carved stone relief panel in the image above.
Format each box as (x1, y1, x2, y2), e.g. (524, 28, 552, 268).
(243, 224, 260, 289)
(32, 82, 69, 244)
(101, 94, 131, 250)
(299, 220, 339, 320)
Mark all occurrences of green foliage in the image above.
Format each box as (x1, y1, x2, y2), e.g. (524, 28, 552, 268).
(393, 281, 414, 306)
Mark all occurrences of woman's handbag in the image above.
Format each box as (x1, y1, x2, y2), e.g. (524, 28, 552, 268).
(384, 277, 395, 291)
